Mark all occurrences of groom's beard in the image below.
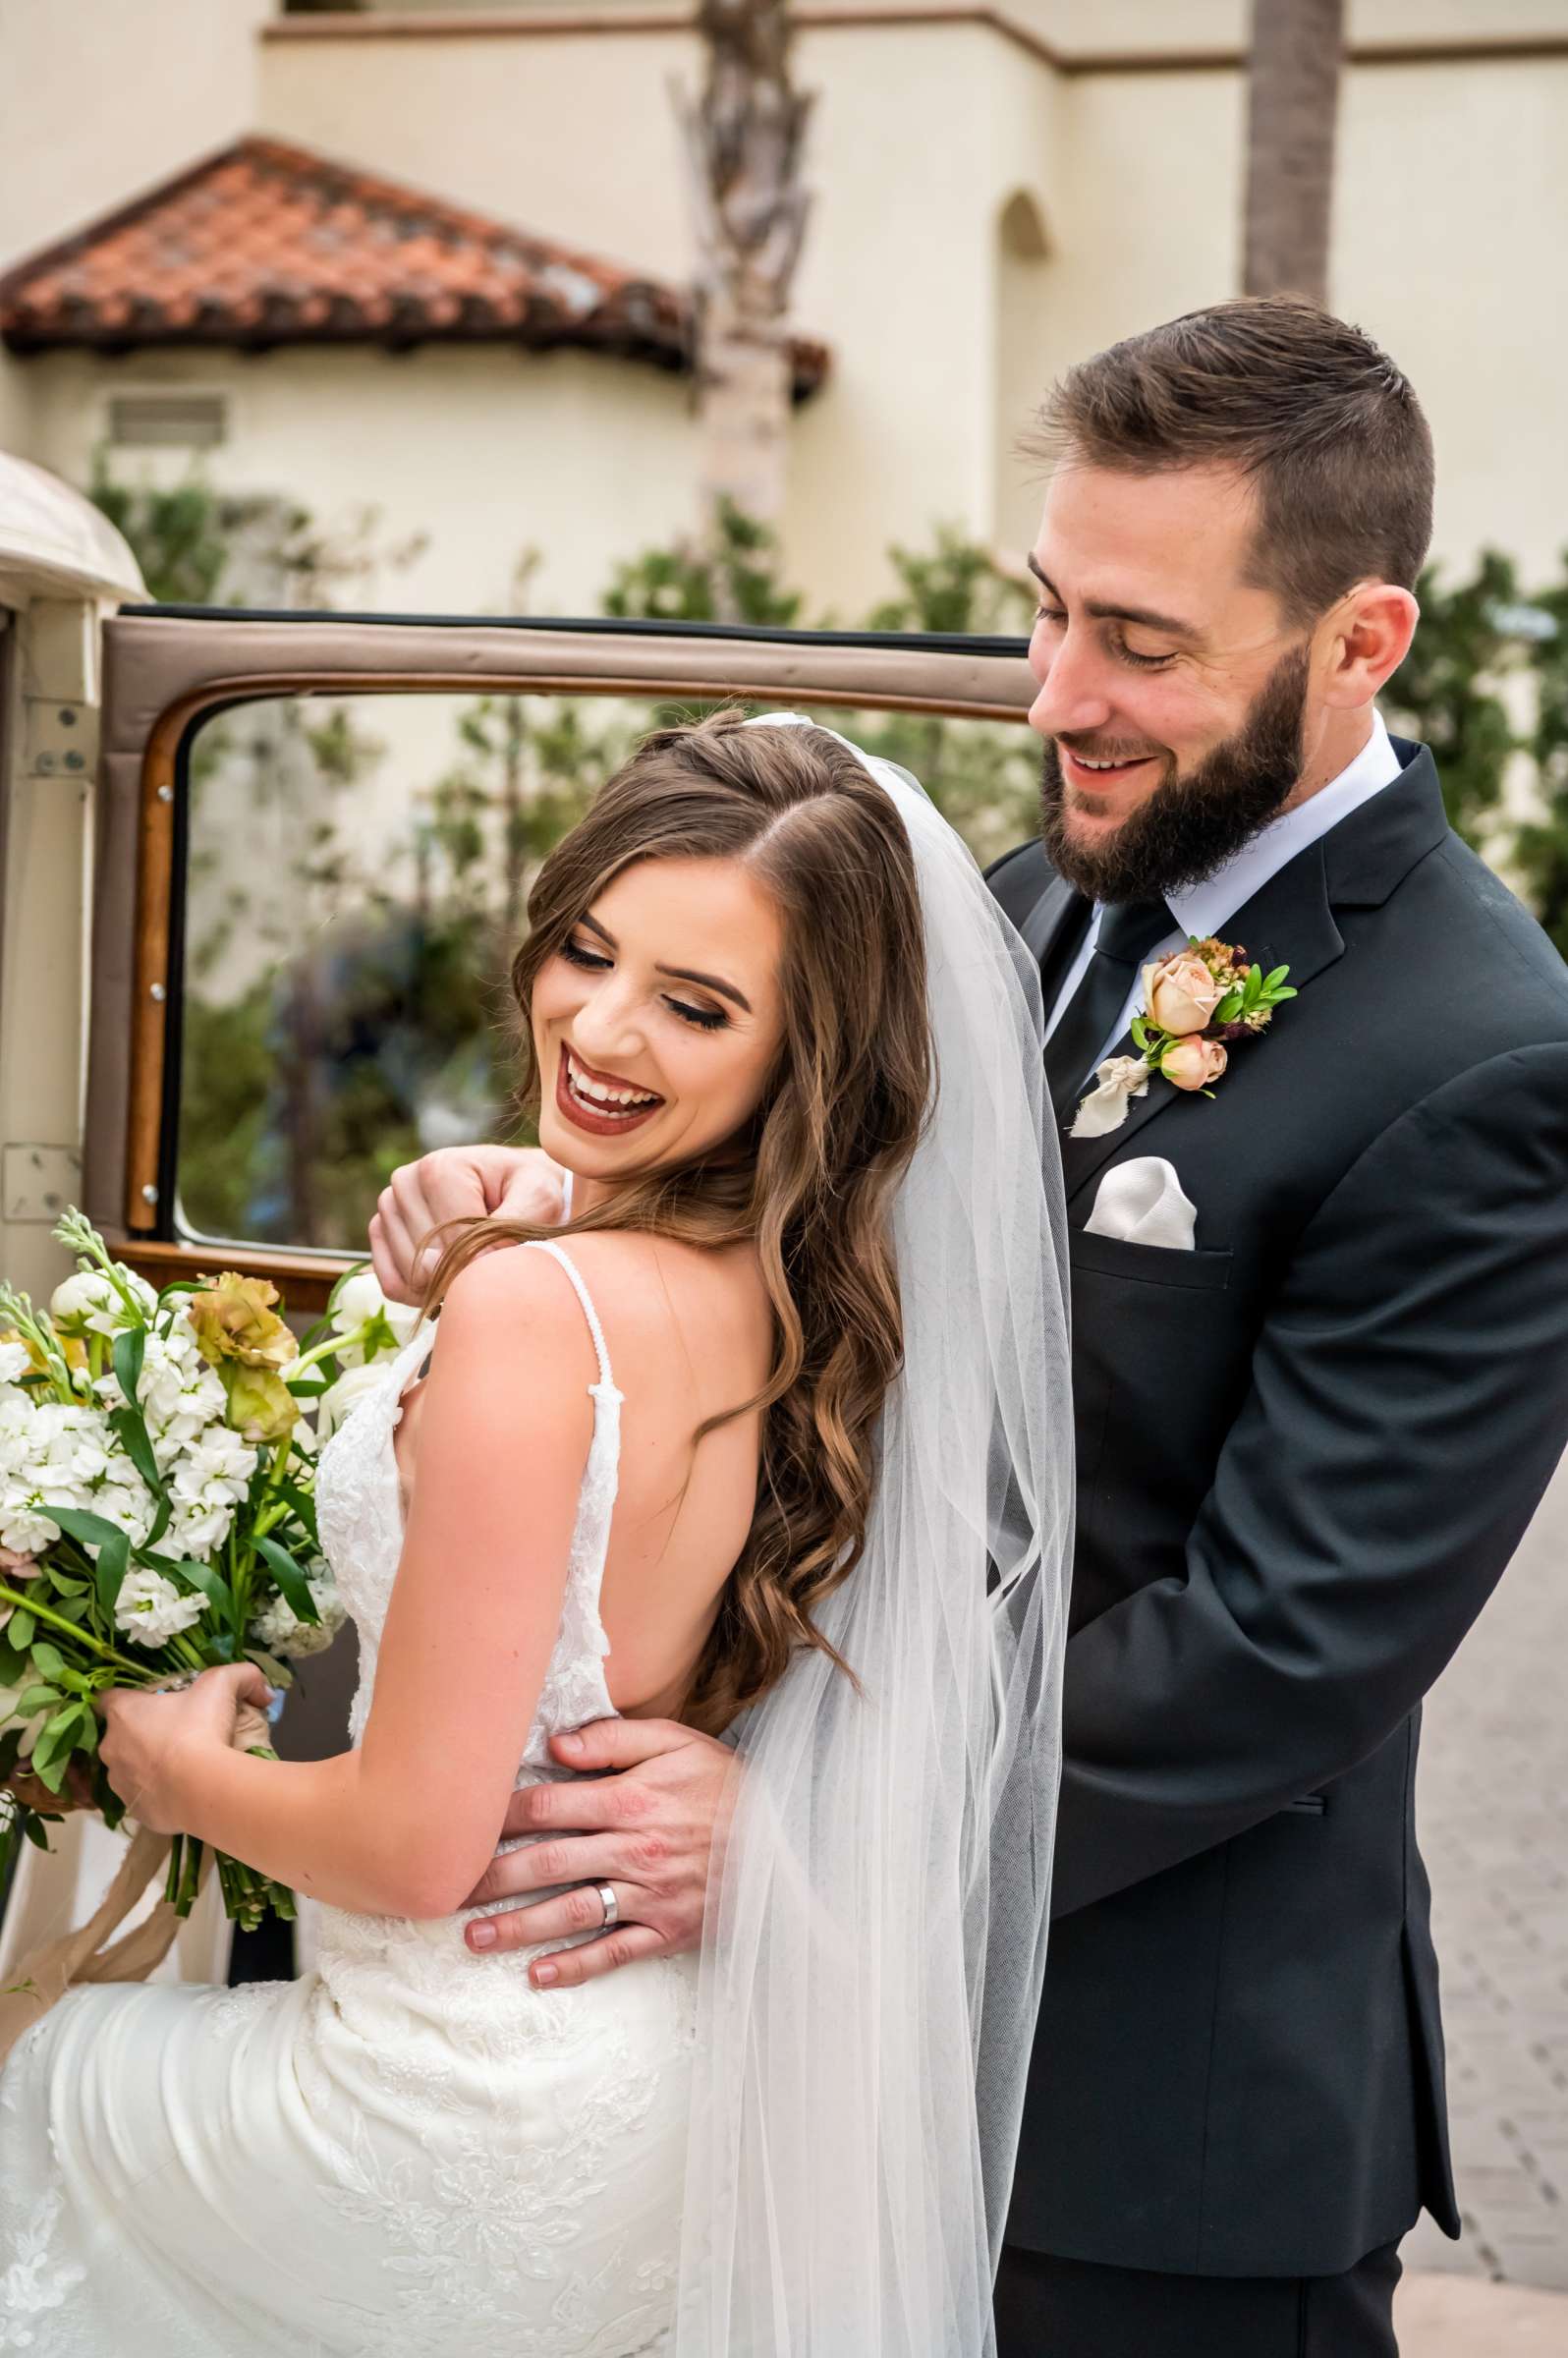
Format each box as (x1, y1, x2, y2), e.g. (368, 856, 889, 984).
(1037, 642, 1313, 905)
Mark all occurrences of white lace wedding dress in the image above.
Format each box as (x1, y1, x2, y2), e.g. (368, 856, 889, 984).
(0, 1241, 699, 2357)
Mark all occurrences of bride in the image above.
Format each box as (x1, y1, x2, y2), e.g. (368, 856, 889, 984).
(0, 713, 1070, 2356)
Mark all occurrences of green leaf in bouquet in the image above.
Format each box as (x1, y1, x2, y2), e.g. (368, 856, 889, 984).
(275, 1475, 319, 1547)
(244, 1649, 294, 1690)
(164, 1555, 235, 1625)
(31, 1703, 87, 1778)
(14, 1685, 61, 1714)
(29, 1640, 66, 1682)
(109, 1405, 164, 1504)
(44, 1503, 131, 1556)
(22, 1811, 53, 1849)
(93, 1529, 131, 1623)
(9, 1609, 34, 1649)
(45, 1570, 88, 1596)
(111, 1326, 145, 1412)
(0, 1639, 29, 1688)
(35, 1700, 81, 1748)
(253, 1533, 321, 1625)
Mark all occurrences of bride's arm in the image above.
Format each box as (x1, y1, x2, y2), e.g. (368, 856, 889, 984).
(98, 1252, 593, 1920)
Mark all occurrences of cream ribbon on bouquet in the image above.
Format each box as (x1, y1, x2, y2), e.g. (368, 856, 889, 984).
(1071, 936, 1298, 1139)
(0, 1695, 270, 2065)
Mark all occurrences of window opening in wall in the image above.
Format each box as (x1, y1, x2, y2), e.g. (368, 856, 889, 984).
(107, 392, 229, 451)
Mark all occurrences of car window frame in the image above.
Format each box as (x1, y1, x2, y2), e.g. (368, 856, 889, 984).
(91, 607, 1036, 1307)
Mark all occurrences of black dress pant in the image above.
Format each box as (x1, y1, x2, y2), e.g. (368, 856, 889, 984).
(993, 2239, 1401, 2358)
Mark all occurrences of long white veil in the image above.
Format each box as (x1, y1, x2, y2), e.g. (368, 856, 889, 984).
(674, 719, 1073, 2354)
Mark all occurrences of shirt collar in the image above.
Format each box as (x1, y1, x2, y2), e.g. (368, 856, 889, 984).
(1163, 708, 1402, 943)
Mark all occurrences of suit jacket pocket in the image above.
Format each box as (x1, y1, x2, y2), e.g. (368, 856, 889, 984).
(1069, 1227, 1234, 1292)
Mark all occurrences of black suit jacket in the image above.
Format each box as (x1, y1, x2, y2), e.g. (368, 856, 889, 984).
(988, 740, 1568, 2276)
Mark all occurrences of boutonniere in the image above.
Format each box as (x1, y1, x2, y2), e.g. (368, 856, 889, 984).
(1070, 937, 1298, 1139)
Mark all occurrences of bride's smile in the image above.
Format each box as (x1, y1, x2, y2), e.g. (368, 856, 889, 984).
(556, 1042, 665, 1136)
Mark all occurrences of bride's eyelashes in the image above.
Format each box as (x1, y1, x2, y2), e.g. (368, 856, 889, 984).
(559, 935, 730, 1032)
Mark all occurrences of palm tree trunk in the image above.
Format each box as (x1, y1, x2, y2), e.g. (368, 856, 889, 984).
(678, 0, 812, 577)
(1242, 0, 1347, 306)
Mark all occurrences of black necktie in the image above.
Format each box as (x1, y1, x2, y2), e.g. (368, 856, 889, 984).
(1044, 899, 1173, 1126)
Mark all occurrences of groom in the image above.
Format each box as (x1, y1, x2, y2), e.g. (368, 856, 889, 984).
(377, 300, 1568, 2355)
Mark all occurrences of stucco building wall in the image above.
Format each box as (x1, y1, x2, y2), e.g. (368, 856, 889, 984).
(3, 4, 1568, 610)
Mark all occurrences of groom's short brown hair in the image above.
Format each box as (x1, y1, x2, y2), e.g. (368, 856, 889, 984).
(1026, 296, 1433, 628)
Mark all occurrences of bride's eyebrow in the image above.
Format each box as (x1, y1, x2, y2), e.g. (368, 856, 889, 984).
(578, 910, 752, 1014)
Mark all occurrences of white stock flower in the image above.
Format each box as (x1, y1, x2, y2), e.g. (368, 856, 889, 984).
(0, 1341, 33, 1384)
(163, 1429, 258, 1558)
(98, 1329, 228, 1449)
(0, 1501, 62, 1557)
(113, 1570, 206, 1647)
(167, 1505, 233, 1557)
(175, 1426, 257, 1492)
(0, 1403, 35, 1485)
(315, 1359, 388, 1441)
(90, 1483, 158, 1548)
(251, 1564, 345, 1658)
(49, 1267, 155, 1338)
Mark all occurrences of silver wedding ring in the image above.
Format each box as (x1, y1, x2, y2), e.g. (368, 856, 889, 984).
(595, 1881, 619, 1932)
(152, 1672, 198, 1695)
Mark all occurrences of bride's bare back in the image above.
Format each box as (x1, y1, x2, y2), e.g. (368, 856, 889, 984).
(394, 1228, 772, 1723)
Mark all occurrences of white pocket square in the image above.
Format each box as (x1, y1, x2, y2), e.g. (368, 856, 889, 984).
(1084, 1156, 1197, 1251)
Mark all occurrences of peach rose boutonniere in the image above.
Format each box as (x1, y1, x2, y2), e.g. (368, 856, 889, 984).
(1071, 936, 1298, 1140)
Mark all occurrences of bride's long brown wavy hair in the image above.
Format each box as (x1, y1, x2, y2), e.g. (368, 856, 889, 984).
(423, 713, 931, 1733)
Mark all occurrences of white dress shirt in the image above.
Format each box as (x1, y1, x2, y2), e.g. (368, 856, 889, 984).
(1045, 710, 1404, 1066)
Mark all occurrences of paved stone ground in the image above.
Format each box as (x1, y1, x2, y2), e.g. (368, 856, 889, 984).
(1402, 1447, 1568, 2298)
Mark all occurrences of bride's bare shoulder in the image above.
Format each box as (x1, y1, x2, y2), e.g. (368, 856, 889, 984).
(519, 1229, 770, 1401)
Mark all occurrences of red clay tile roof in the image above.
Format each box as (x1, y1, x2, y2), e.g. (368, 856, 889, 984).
(0, 136, 828, 397)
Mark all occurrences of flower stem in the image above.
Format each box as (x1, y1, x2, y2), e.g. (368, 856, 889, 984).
(289, 1321, 370, 1380)
(0, 1581, 151, 1678)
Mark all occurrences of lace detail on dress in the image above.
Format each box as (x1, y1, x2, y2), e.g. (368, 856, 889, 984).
(0, 2188, 84, 2349)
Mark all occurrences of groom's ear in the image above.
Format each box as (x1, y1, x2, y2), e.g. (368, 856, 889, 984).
(1316, 580, 1421, 708)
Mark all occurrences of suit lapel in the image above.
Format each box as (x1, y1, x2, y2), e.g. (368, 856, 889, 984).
(1023, 874, 1085, 976)
(1058, 839, 1348, 1207)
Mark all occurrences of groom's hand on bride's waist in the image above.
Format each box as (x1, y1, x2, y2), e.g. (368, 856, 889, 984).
(459, 1716, 734, 1988)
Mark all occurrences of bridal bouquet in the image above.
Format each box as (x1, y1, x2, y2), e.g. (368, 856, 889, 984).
(0, 1212, 416, 1930)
